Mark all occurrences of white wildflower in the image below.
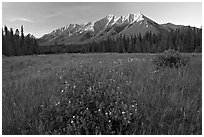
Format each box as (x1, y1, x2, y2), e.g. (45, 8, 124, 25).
(56, 101, 60, 105)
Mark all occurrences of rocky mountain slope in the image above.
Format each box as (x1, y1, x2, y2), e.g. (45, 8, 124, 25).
(38, 12, 184, 46)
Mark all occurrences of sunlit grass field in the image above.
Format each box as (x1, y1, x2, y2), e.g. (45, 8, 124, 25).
(2, 53, 202, 135)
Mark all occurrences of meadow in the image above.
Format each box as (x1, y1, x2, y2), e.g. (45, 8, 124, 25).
(2, 53, 202, 135)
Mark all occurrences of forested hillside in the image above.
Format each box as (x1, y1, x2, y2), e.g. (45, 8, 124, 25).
(39, 26, 202, 54)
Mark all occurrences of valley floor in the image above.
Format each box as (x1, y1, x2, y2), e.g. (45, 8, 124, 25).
(2, 53, 202, 135)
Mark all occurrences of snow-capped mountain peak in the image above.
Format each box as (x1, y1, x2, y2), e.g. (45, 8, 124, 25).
(47, 12, 145, 36)
(135, 12, 144, 22)
(39, 12, 172, 46)
(115, 16, 126, 24)
(124, 12, 144, 24)
(125, 13, 136, 22)
(106, 14, 114, 20)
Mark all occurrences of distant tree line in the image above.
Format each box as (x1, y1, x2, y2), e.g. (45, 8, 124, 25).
(2, 25, 39, 56)
(40, 26, 202, 54)
(3, 25, 202, 56)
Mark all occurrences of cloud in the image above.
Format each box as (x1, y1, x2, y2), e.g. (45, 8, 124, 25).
(8, 17, 33, 23)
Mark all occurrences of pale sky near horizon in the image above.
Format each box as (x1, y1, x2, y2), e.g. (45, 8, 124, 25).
(2, 2, 202, 38)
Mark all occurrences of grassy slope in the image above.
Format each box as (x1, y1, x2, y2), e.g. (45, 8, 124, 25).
(2, 53, 202, 135)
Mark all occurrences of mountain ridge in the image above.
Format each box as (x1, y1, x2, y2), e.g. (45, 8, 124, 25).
(38, 12, 187, 46)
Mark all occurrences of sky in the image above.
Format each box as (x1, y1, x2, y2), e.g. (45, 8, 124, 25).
(2, 2, 202, 38)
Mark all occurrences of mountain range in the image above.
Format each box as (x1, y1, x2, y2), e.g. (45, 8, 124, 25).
(37, 12, 186, 46)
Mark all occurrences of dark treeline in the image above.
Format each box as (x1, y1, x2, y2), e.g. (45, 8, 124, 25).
(3, 25, 202, 56)
(40, 26, 202, 54)
(2, 25, 39, 56)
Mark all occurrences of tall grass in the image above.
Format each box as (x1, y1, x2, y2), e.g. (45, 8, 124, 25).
(2, 53, 202, 134)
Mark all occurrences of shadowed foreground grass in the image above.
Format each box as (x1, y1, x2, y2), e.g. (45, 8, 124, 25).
(2, 53, 202, 135)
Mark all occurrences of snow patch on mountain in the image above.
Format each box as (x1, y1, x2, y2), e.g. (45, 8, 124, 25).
(123, 12, 144, 24)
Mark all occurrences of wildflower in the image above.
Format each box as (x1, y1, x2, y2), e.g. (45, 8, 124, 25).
(88, 86, 92, 91)
(126, 81, 132, 85)
(109, 111, 112, 115)
(122, 111, 125, 114)
(56, 101, 60, 105)
(65, 85, 69, 89)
